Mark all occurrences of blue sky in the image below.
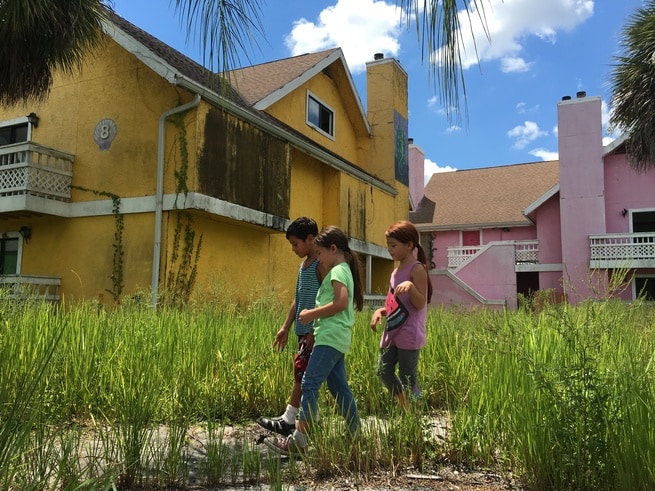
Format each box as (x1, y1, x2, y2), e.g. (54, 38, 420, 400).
(110, 0, 644, 182)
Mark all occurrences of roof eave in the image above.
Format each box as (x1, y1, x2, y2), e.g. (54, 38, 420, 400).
(253, 48, 371, 136)
(415, 220, 533, 232)
(524, 183, 560, 217)
(103, 18, 393, 196)
(103, 19, 180, 84)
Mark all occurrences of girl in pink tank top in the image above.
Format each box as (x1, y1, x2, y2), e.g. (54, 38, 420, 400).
(370, 221, 433, 409)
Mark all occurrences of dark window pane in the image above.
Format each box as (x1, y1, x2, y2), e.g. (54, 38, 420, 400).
(307, 96, 333, 136)
(0, 123, 28, 147)
(0, 238, 18, 275)
(636, 277, 655, 301)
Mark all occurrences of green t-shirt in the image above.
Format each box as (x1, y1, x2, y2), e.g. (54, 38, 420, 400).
(313, 262, 354, 354)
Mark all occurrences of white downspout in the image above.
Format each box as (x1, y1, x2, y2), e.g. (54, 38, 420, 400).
(151, 94, 201, 308)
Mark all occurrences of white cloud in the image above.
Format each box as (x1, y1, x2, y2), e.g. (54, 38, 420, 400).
(500, 56, 532, 73)
(445, 125, 461, 133)
(285, 0, 403, 74)
(507, 121, 548, 149)
(529, 148, 558, 161)
(601, 99, 611, 128)
(516, 101, 539, 114)
(434, 0, 594, 72)
(424, 158, 456, 185)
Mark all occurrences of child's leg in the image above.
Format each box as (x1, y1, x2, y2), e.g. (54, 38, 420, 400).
(377, 346, 403, 396)
(397, 348, 421, 397)
(326, 351, 360, 435)
(298, 345, 335, 433)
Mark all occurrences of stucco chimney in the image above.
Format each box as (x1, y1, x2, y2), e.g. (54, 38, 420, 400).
(557, 93, 605, 303)
(366, 54, 409, 185)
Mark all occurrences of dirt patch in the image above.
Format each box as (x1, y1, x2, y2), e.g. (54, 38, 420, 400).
(182, 420, 522, 490)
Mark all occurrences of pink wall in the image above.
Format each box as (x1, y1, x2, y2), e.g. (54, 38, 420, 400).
(456, 242, 518, 307)
(408, 142, 425, 209)
(604, 153, 655, 232)
(482, 226, 536, 242)
(558, 94, 607, 303)
(432, 230, 458, 269)
(534, 194, 562, 264)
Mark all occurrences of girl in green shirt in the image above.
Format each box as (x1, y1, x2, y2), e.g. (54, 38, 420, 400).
(265, 225, 363, 456)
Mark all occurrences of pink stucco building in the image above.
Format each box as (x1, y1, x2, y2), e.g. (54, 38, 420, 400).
(411, 92, 655, 308)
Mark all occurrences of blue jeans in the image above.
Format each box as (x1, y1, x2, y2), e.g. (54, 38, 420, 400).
(299, 344, 360, 435)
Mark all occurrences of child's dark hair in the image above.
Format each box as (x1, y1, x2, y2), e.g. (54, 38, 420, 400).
(314, 226, 364, 311)
(286, 216, 319, 240)
(385, 220, 433, 303)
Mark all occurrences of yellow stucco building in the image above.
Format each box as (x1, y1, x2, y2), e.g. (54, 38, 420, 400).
(0, 13, 410, 307)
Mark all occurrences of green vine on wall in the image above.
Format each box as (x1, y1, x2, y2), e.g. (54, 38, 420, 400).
(163, 112, 203, 308)
(71, 186, 124, 303)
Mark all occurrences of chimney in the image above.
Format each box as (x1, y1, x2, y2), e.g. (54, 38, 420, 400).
(557, 93, 605, 303)
(366, 55, 409, 185)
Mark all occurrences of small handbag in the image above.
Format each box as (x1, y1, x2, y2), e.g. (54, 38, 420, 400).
(384, 286, 409, 331)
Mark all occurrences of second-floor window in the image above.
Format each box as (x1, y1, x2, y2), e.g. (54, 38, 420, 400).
(0, 123, 28, 147)
(307, 92, 334, 138)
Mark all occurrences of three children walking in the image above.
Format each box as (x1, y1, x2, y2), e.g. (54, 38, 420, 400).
(262, 219, 430, 456)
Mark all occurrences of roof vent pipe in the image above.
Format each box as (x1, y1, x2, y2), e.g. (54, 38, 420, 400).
(374, 53, 384, 60)
(576, 91, 586, 98)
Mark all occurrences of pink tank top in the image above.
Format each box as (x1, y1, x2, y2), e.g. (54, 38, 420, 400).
(380, 260, 427, 350)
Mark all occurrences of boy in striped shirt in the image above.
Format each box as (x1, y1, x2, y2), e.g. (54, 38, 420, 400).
(256, 217, 326, 436)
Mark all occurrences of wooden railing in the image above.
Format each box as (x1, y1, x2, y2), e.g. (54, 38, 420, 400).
(0, 275, 61, 302)
(0, 142, 73, 201)
(590, 232, 655, 268)
(447, 240, 539, 269)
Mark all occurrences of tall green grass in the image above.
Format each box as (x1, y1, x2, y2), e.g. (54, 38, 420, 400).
(1, 290, 655, 489)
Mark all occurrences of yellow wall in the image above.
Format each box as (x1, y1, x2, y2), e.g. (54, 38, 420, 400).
(0, 32, 408, 307)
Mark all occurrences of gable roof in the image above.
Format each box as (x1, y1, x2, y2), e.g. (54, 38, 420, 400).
(101, 11, 394, 195)
(412, 160, 559, 230)
(229, 48, 371, 135)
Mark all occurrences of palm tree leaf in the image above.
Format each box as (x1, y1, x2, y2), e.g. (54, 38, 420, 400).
(0, 0, 108, 106)
(609, 0, 655, 171)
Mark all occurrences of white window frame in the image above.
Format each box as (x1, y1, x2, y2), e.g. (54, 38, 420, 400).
(0, 116, 34, 146)
(0, 232, 25, 275)
(306, 91, 335, 140)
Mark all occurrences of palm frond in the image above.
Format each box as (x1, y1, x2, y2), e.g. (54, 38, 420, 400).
(398, 0, 490, 125)
(171, 0, 265, 75)
(0, 0, 109, 106)
(609, 0, 655, 172)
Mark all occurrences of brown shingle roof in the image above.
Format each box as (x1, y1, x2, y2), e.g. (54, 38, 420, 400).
(228, 49, 340, 106)
(412, 160, 559, 229)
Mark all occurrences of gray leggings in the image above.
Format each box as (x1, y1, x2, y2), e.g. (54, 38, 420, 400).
(377, 345, 420, 397)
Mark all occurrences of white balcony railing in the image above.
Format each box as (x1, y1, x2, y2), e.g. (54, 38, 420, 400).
(590, 232, 655, 268)
(448, 245, 483, 269)
(448, 240, 539, 269)
(0, 142, 73, 201)
(0, 275, 61, 302)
